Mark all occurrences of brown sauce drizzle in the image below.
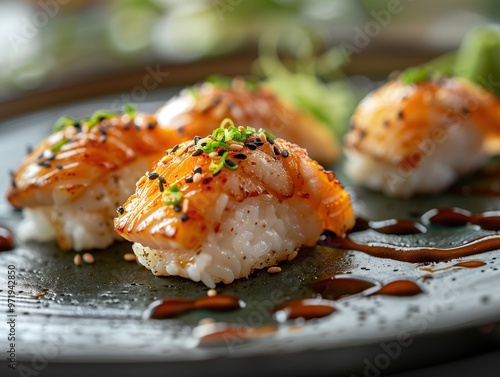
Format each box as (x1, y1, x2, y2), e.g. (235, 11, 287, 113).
(145, 294, 245, 319)
(0, 226, 15, 252)
(320, 232, 500, 263)
(421, 207, 500, 231)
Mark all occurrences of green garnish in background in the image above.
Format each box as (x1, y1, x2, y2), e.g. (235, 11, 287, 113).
(401, 25, 500, 97)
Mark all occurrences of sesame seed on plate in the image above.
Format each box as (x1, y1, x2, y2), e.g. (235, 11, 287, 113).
(82, 253, 94, 264)
(123, 253, 137, 262)
(267, 266, 281, 274)
(207, 289, 217, 297)
(73, 254, 82, 266)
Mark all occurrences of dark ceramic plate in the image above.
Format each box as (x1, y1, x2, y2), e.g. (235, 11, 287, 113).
(1, 91, 500, 377)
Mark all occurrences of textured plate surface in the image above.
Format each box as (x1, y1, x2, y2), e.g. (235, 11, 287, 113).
(1, 93, 500, 376)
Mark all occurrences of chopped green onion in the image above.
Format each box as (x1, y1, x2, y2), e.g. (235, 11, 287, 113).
(162, 183, 183, 206)
(50, 137, 69, 153)
(209, 151, 228, 175)
(87, 110, 117, 128)
(257, 128, 276, 141)
(206, 75, 232, 88)
(53, 116, 76, 132)
(123, 104, 137, 118)
(400, 67, 431, 85)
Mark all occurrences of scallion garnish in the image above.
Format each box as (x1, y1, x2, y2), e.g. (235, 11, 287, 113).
(53, 116, 76, 132)
(162, 183, 183, 206)
(123, 103, 137, 118)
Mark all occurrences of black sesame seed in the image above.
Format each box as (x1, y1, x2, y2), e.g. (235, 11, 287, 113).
(192, 149, 203, 156)
(100, 135, 107, 143)
(233, 153, 247, 160)
(147, 122, 156, 129)
(225, 159, 237, 168)
(158, 176, 166, 184)
(254, 138, 264, 146)
(173, 205, 182, 212)
(74, 122, 81, 130)
(38, 161, 51, 168)
(9, 170, 16, 188)
(245, 143, 257, 150)
(117, 206, 124, 215)
(99, 127, 107, 135)
(180, 214, 189, 222)
(267, 138, 275, 145)
(55, 164, 63, 170)
(148, 172, 159, 180)
(218, 149, 226, 157)
(194, 136, 201, 145)
(134, 121, 141, 130)
(273, 145, 281, 156)
(158, 180, 165, 192)
(185, 176, 194, 183)
(171, 144, 179, 153)
(281, 149, 289, 158)
(194, 167, 202, 174)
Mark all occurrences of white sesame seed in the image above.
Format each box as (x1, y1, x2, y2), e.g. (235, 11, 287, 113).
(73, 254, 82, 266)
(82, 253, 94, 264)
(137, 175, 147, 186)
(267, 266, 281, 274)
(123, 253, 136, 262)
(287, 251, 298, 261)
(198, 318, 216, 326)
(209, 151, 219, 159)
(259, 132, 267, 142)
(193, 172, 202, 183)
(207, 289, 217, 297)
(182, 198, 189, 213)
(229, 143, 243, 151)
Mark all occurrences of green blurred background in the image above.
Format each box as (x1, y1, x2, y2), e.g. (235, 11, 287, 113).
(1, 0, 499, 119)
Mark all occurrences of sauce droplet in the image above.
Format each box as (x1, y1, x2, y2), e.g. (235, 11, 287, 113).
(144, 294, 245, 319)
(421, 260, 486, 273)
(311, 277, 376, 300)
(194, 323, 277, 347)
(274, 299, 336, 321)
(369, 280, 423, 297)
(0, 226, 15, 252)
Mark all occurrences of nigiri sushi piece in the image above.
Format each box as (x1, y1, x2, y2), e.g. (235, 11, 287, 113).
(7, 108, 179, 251)
(344, 75, 500, 197)
(114, 119, 355, 287)
(155, 76, 341, 166)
